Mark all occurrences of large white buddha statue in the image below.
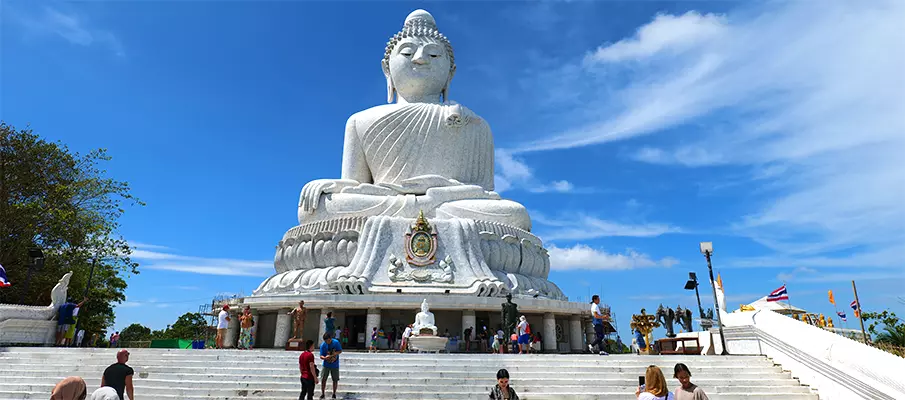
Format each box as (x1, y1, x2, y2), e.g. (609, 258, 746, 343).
(255, 10, 565, 300)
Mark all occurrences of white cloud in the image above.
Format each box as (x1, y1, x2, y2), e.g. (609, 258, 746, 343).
(548, 243, 678, 271)
(515, 1, 905, 268)
(585, 11, 727, 64)
(129, 244, 273, 277)
(494, 150, 576, 193)
(534, 212, 680, 242)
(9, 5, 124, 56)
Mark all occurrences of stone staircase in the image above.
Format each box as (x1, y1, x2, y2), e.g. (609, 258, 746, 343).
(0, 348, 818, 399)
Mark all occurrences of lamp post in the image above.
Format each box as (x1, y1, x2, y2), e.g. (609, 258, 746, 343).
(700, 242, 729, 355)
(19, 247, 45, 304)
(71, 256, 98, 347)
(684, 272, 706, 320)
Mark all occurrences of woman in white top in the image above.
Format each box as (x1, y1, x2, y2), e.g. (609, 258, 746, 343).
(635, 365, 676, 400)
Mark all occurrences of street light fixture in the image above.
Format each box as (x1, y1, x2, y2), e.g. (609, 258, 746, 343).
(19, 247, 45, 304)
(700, 241, 729, 356)
(683, 272, 706, 321)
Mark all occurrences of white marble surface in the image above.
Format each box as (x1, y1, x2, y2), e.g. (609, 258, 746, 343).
(542, 313, 556, 352)
(722, 309, 905, 400)
(569, 316, 583, 351)
(0, 319, 56, 345)
(254, 9, 568, 301)
(407, 335, 449, 353)
(274, 310, 291, 348)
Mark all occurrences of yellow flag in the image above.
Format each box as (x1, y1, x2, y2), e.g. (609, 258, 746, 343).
(717, 273, 724, 291)
(828, 290, 835, 305)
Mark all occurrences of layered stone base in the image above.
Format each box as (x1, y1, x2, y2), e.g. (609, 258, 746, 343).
(0, 319, 56, 345)
(257, 216, 564, 300)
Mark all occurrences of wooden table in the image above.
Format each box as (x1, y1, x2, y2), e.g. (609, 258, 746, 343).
(657, 337, 701, 355)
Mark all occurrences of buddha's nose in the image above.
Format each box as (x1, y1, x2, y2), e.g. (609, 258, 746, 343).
(412, 49, 429, 65)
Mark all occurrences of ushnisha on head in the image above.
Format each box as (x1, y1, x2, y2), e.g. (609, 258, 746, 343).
(382, 9, 456, 104)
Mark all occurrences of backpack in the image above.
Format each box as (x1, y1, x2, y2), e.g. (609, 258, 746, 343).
(525, 324, 531, 334)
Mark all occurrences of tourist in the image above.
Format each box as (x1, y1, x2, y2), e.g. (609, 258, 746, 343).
(389, 326, 397, 349)
(299, 339, 317, 400)
(589, 294, 609, 355)
(101, 349, 135, 400)
(319, 332, 342, 399)
(57, 297, 87, 346)
(488, 368, 519, 400)
(369, 327, 378, 353)
(51, 376, 87, 400)
(76, 329, 85, 347)
(510, 332, 518, 354)
(109, 332, 120, 348)
(496, 327, 506, 354)
(673, 363, 709, 400)
(635, 365, 675, 400)
(323, 312, 336, 338)
(516, 316, 530, 354)
(335, 326, 342, 343)
(341, 327, 349, 346)
(89, 387, 119, 400)
(400, 324, 413, 353)
(463, 326, 473, 352)
(633, 329, 647, 354)
(478, 328, 488, 352)
(216, 304, 230, 349)
(530, 332, 542, 353)
(239, 306, 254, 350)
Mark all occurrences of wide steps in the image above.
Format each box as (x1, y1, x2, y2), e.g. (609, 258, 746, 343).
(0, 348, 818, 400)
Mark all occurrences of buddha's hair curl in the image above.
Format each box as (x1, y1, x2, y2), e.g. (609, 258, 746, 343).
(382, 16, 455, 73)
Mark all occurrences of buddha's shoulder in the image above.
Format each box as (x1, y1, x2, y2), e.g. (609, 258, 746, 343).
(347, 102, 490, 131)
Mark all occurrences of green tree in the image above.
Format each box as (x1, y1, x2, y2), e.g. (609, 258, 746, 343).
(862, 310, 905, 346)
(0, 122, 143, 337)
(167, 312, 210, 339)
(120, 323, 152, 343)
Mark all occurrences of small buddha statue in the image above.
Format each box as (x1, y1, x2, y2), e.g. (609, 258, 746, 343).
(828, 318, 835, 328)
(818, 314, 826, 327)
(412, 299, 437, 335)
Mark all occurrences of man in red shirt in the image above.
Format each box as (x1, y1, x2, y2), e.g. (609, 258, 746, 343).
(299, 340, 317, 400)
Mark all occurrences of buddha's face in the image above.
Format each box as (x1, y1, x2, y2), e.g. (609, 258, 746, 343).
(388, 36, 451, 101)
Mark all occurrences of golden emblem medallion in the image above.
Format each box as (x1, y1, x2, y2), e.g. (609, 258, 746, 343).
(405, 210, 438, 266)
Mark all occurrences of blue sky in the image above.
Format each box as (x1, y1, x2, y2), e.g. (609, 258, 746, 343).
(2, 1, 903, 339)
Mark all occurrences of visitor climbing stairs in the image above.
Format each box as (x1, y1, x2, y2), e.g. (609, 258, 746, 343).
(0, 348, 818, 399)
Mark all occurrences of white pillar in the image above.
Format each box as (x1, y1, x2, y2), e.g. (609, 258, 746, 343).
(224, 310, 240, 348)
(569, 315, 583, 352)
(585, 320, 595, 345)
(543, 313, 557, 353)
(317, 308, 333, 343)
(274, 308, 292, 349)
(366, 308, 381, 345)
(461, 310, 476, 340)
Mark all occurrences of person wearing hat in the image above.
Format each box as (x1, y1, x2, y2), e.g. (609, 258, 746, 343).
(216, 304, 231, 349)
(589, 295, 609, 355)
(101, 349, 134, 400)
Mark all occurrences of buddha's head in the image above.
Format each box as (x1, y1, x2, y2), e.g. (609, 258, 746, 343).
(420, 299, 430, 313)
(382, 10, 456, 104)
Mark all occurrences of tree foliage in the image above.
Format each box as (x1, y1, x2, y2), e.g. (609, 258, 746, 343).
(120, 323, 152, 343)
(0, 122, 143, 337)
(150, 312, 210, 340)
(862, 310, 905, 347)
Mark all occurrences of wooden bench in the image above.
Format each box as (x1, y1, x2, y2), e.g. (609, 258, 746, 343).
(657, 337, 701, 355)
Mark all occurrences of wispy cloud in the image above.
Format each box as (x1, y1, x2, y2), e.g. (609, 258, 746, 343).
(533, 211, 681, 242)
(9, 5, 125, 57)
(513, 1, 905, 269)
(494, 150, 577, 194)
(129, 243, 273, 277)
(548, 244, 678, 271)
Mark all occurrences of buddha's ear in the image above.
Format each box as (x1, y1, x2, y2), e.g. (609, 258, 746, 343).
(442, 66, 456, 103)
(382, 60, 395, 104)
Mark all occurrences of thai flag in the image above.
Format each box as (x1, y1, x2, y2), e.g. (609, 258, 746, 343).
(837, 311, 847, 322)
(767, 284, 789, 302)
(850, 300, 860, 311)
(0, 264, 11, 287)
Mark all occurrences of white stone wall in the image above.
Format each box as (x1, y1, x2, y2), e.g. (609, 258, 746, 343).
(722, 309, 905, 400)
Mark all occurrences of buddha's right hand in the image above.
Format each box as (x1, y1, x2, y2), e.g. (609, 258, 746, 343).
(299, 179, 359, 213)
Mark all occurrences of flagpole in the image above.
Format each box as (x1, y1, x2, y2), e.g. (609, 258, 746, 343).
(783, 281, 794, 316)
(852, 280, 869, 345)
